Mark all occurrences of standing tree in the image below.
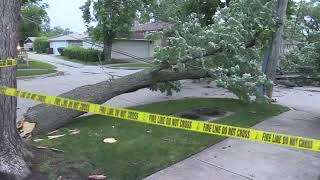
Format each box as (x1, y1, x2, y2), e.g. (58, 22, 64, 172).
(264, 0, 288, 97)
(80, 0, 146, 62)
(0, 0, 32, 179)
(19, 2, 49, 40)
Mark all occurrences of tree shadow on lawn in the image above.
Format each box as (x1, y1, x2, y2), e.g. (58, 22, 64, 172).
(30, 98, 288, 180)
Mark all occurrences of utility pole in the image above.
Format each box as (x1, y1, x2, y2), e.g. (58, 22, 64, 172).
(264, 0, 288, 98)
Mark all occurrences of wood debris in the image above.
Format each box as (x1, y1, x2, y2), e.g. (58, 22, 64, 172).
(103, 138, 117, 144)
(48, 134, 66, 140)
(88, 175, 107, 180)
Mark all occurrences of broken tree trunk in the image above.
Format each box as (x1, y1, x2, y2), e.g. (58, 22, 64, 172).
(265, 0, 288, 97)
(24, 67, 209, 135)
(0, 0, 32, 179)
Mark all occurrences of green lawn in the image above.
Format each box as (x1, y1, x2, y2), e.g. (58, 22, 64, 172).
(111, 63, 152, 69)
(58, 56, 130, 65)
(33, 98, 288, 180)
(17, 60, 57, 77)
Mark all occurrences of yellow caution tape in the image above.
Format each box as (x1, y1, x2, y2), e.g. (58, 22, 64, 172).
(0, 59, 17, 68)
(0, 85, 319, 152)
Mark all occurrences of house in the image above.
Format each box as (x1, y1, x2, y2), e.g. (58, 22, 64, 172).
(49, 35, 84, 55)
(24, 37, 39, 51)
(51, 22, 170, 58)
(113, 21, 169, 60)
(83, 21, 170, 60)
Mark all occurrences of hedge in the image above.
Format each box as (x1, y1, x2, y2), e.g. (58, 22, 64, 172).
(33, 37, 49, 53)
(61, 46, 101, 62)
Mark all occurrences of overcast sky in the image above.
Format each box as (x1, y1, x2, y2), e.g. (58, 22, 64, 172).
(44, 0, 87, 33)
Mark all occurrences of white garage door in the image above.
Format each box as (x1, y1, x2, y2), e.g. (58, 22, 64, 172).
(50, 41, 67, 55)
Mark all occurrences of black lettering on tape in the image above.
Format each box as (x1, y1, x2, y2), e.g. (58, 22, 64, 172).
(157, 116, 166, 125)
(272, 134, 282, 144)
(38, 95, 46, 102)
(203, 123, 212, 133)
(262, 133, 272, 142)
(99, 106, 107, 114)
(73, 102, 80, 109)
(67, 101, 74, 109)
(236, 129, 250, 139)
(299, 139, 313, 149)
(222, 127, 228, 135)
(289, 137, 298, 146)
(212, 125, 222, 134)
(79, 103, 90, 112)
(54, 98, 62, 106)
(165, 117, 172, 126)
(120, 110, 127, 118)
(149, 114, 157, 123)
(107, 108, 114, 116)
(128, 111, 139, 120)
(179, 120, 192, 129)
(62, 100, 69, 108)
(227, 127, 237, 136)
(114, 109, 120, 117)
(172, 118, 180, 127)
(282, 136, 289, 145)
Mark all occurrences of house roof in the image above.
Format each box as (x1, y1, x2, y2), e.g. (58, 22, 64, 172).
(131, 21, 170, 32)
(49, 35, 84, 42)
(25, 37, 38, 42)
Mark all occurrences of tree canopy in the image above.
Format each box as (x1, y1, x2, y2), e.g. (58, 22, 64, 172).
(140, 0, 222, 26)
(19, 2, 49, 40)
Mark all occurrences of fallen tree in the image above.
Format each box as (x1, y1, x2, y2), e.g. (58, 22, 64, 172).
(24, 0, 277, 135)
(24, 68, 209, 135)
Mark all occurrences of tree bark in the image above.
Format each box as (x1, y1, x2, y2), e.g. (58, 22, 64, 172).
(265, 0, 288, 97)
(0, 0, 31, 179)
(103, 38, 112, 62)
(24, 68, 209, 135)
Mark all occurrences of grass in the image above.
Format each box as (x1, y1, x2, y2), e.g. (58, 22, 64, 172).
(111, 63, 152, 69)
(17, 60, 57, 77)
(33, 98, 288, 180)
(58, 56, 130, 65)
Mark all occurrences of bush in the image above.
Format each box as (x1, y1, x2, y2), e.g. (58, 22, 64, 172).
(33, 37, 49, 54)
(61, 46, 101, 62)
(57, 47, 65, 54)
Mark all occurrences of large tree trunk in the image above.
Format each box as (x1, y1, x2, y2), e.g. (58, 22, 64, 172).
(24, 68, 209, 135)
(0, 0, 31, 179)
(265, 0, 288, 97)
(103, 38, 112, 62)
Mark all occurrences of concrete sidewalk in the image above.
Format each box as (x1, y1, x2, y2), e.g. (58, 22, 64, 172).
(144, 87, 320, 180)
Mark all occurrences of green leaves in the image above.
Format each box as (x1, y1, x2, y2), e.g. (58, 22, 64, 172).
(150, 0, 276, 102)
(81, 0, 145, 42)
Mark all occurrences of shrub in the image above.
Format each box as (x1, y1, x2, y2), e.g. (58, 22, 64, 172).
(57, 47, 65, 54)
(61, 46, 100, 62)
(33, 37, 49, 54)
